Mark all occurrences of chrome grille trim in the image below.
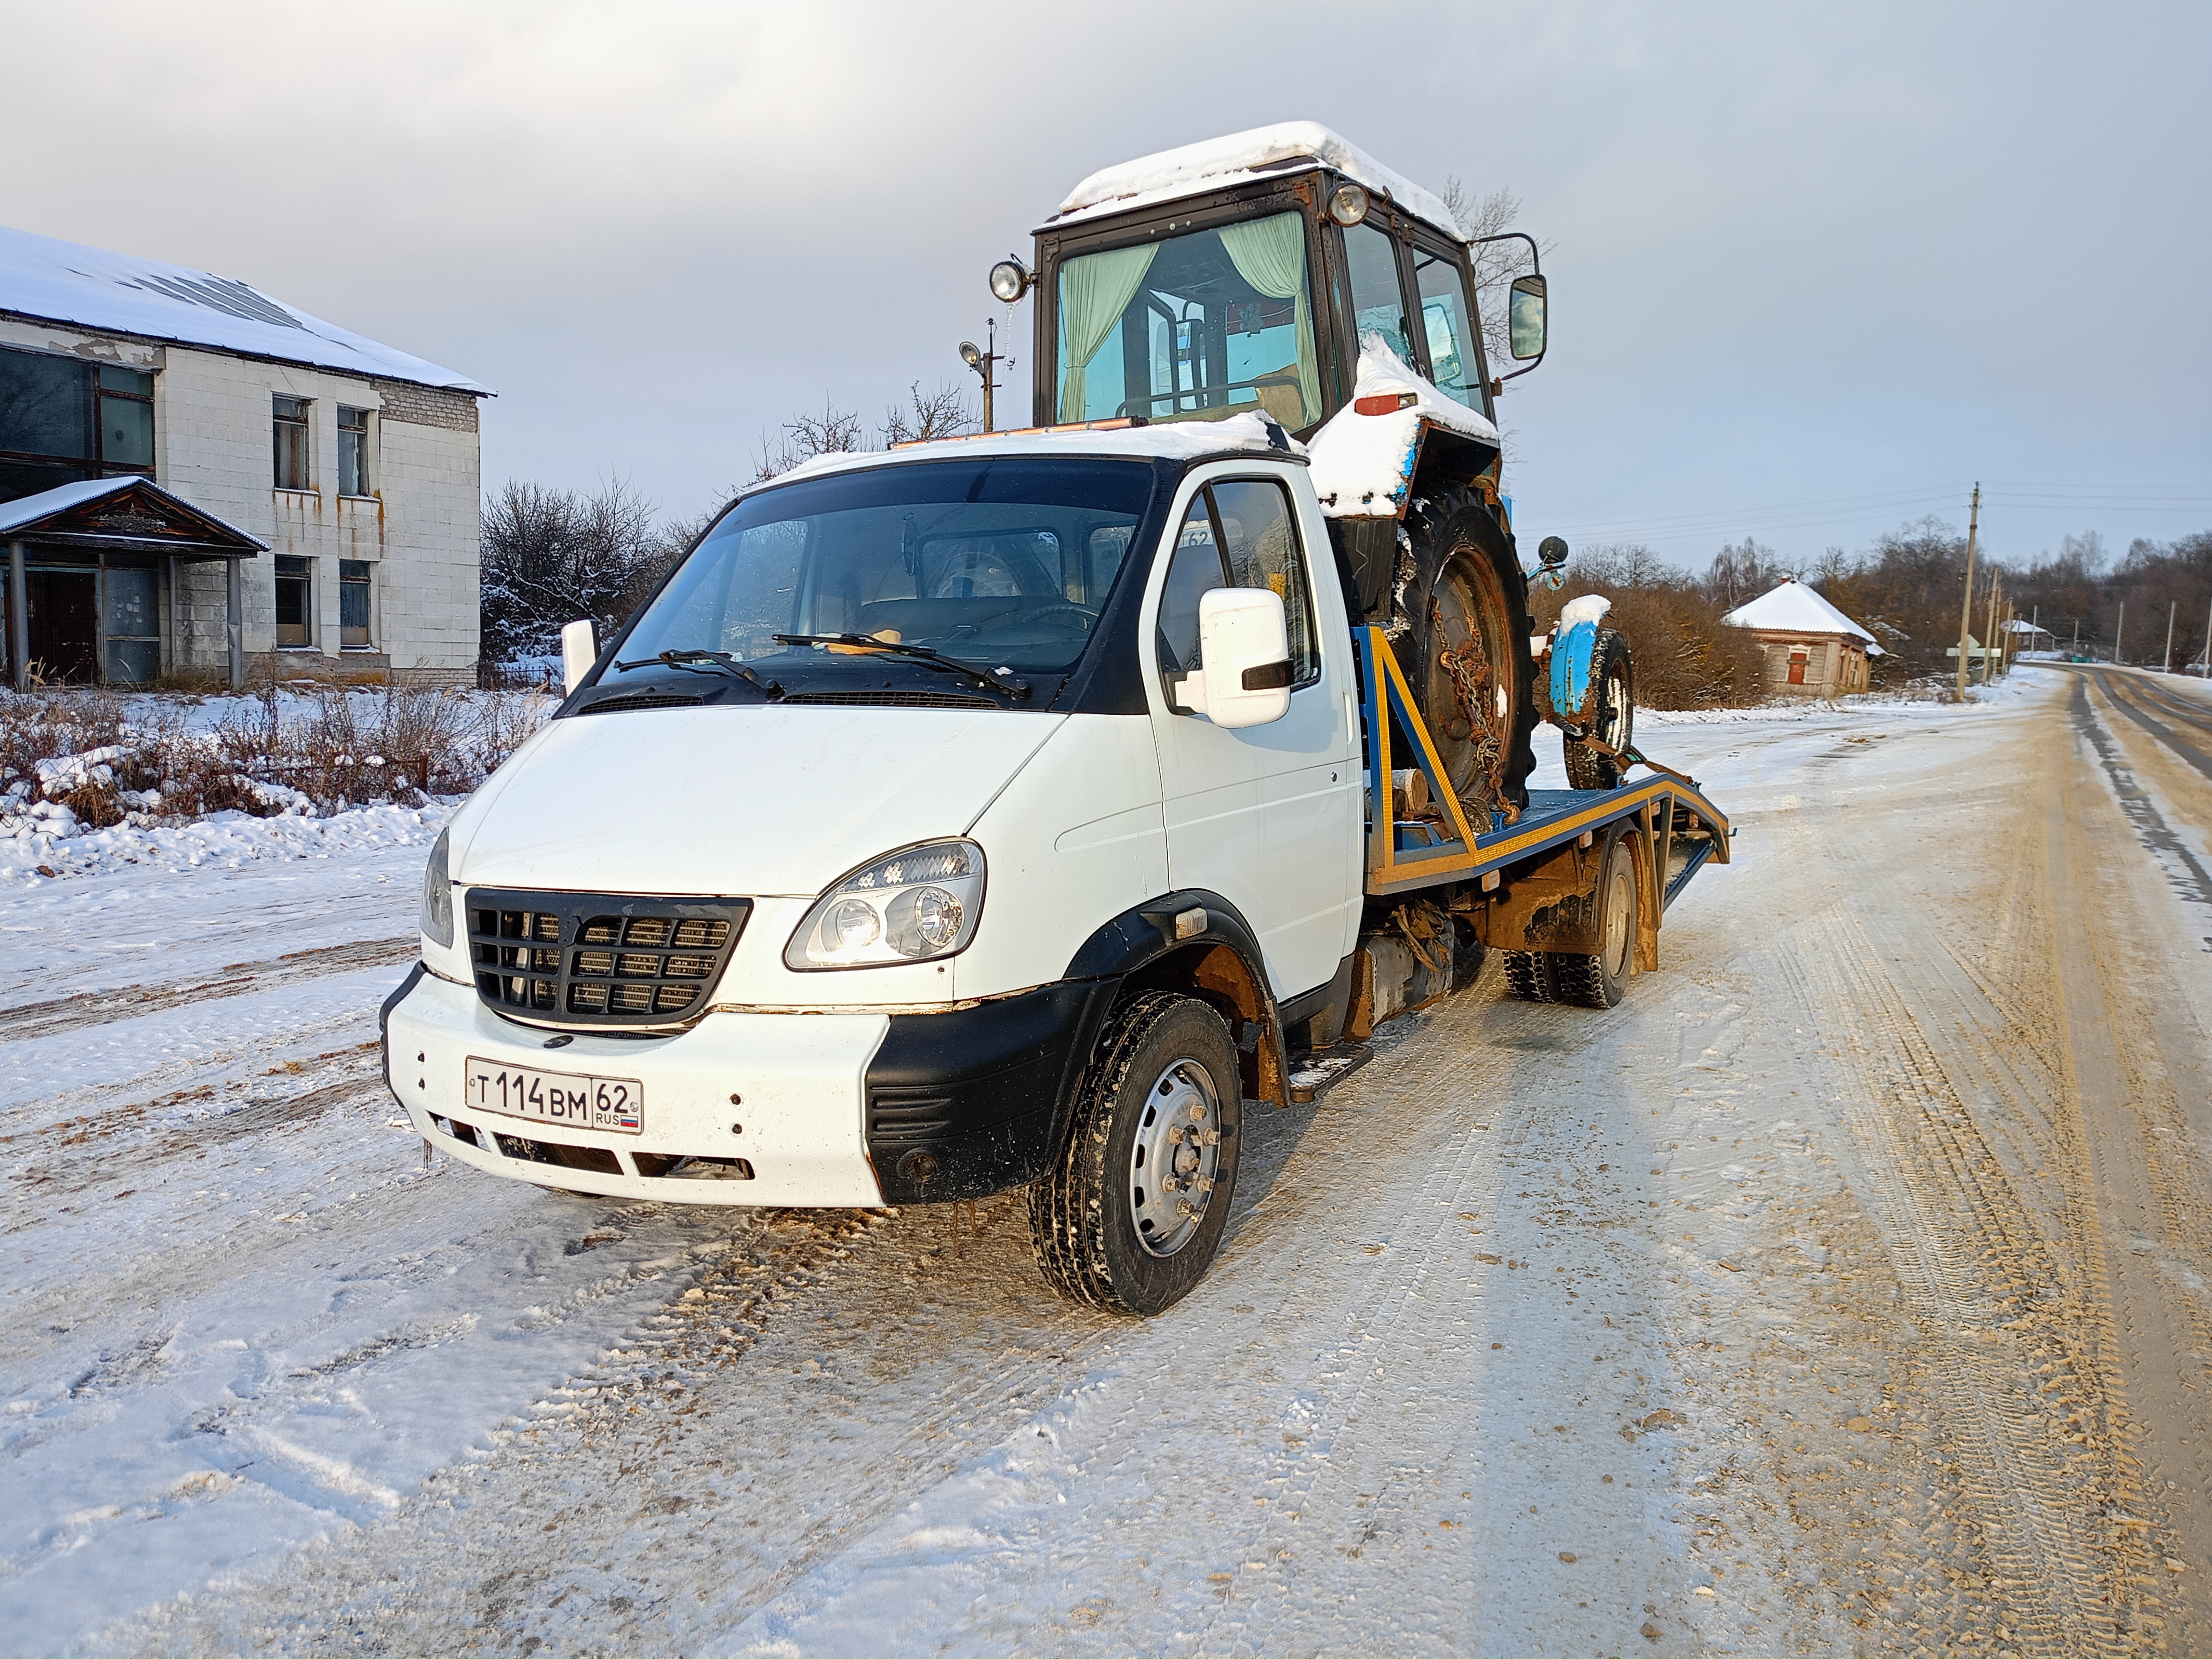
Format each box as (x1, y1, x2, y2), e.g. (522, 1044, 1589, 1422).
(464, 889, 750, 1031)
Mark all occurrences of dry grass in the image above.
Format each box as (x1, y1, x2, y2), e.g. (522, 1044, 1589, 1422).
(0, 680, 549, 834)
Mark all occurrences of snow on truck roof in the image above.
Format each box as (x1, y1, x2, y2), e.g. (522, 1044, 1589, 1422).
(0, 223, 487, 395)
(759, 411, 1305, 492)
(1724, 579, 1884, 654)
(1048, 122, 1464, 236)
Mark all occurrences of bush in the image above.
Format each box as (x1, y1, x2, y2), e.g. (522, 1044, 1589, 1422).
(1531, 546, 1770, 709)
(0, 681, 551, 840)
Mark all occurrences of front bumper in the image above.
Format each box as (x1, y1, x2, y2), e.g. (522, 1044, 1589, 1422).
(383, 968, 889, 1206)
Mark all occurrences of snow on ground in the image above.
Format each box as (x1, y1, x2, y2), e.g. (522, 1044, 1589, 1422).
(17, 670, 2187, 1658)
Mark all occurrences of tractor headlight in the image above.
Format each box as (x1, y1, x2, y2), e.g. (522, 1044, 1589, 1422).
(420, 827, 455, 949)
(785, 840, 985, 970)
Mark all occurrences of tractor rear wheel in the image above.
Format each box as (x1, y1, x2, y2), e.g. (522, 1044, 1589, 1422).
(1399, 488, 1538, 820)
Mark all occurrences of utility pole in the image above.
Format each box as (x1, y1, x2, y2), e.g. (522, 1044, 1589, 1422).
(2201, 605, 2211, 679)
(1954, 483, 1980, 703)
(2072, 617, 2080, 658)
(2116, 600, 2126, 666)
(959, 318, 1005, 433)
(2164, 601, 2177, 674)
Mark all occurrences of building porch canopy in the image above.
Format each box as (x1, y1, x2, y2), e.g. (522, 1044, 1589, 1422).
(3, 476, 266, 690)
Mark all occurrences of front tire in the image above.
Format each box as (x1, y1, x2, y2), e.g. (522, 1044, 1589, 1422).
(1029, 994, 1243, 1316)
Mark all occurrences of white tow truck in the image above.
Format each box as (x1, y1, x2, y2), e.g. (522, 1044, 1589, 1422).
(382, 125, 1730, 1314)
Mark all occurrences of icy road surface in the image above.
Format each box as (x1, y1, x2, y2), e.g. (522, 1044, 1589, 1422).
(6, 669, 2209, 1656)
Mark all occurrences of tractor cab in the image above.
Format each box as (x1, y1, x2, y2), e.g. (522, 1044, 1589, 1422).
(992, 122, 1540, 438)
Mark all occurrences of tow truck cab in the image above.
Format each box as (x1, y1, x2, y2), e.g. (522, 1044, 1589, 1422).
(384, 421, 1370, 1251)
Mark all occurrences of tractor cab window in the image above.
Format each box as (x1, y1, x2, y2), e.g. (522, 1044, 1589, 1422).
(1413, 246, 1481, 408)
(1055, 210, 1321, 431)
(1343, 221, 1413, 364)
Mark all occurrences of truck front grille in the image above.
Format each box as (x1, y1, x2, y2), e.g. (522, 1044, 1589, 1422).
(465, 888, 751, 1030)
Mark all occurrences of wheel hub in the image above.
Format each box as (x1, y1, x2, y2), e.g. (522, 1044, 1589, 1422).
(1128, 1059, 1222, 1257)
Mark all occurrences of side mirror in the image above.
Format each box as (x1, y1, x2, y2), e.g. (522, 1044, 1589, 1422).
(1509, 274, 1547, 361)
(1179, 587, 1292, 729)
(1538, 535, 1570, 570)
(561, 618, 597, 696)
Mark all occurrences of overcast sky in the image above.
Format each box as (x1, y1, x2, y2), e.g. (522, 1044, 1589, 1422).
(5, 0, 2208, 573)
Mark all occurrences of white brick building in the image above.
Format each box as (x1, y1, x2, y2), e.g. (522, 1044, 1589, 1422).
(0, 225, 488, 686)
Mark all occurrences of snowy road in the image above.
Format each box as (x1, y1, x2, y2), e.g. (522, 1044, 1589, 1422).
(7, 671, 2209, 1656)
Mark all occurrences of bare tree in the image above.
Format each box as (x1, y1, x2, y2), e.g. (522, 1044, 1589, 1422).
(479, 476, 674, 664)
(881, 381, 977, 446)
(751, 400, 867, 484)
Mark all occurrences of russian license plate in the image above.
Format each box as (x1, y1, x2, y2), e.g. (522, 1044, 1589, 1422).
(463, 1057, 643, 1135)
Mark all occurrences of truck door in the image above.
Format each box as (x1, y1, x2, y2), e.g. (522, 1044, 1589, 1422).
(1145, 470, 1357, 999)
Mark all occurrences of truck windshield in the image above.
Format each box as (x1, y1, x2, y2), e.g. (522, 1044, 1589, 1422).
(619, 457, 1156, 678)
(1055, 210, 1321, 431)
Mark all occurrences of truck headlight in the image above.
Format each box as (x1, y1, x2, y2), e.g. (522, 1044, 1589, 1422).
(420, 827, 455, 949)
(785, 840, 984, 970)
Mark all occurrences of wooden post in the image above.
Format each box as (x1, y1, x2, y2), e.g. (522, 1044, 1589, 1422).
(2201, 604, 2211, 679)
(2116, 600, 2125, 666)
(1953, 483, 1980, 703)
(2164, 601, 2177, 674)
(1982, 575, 2000, 686)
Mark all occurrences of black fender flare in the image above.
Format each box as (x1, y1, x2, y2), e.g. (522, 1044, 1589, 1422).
(1065, 889, 1291, 1109)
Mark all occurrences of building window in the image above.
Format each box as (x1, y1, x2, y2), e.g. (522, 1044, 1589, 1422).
(273, 394, 311, 490)
(0, 346, 155, 504)
(339, 559, 373, 648)
(338, 405, 370, 496)
(275, 554, 312, 647)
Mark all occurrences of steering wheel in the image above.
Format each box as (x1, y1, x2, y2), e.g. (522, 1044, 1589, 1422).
(1024, 603, 1101, 636)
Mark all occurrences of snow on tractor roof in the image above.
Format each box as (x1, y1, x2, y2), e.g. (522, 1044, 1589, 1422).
(1048, 121, 1463, 237)
(0, 223, 488, 394)
(1724, 579, 1884, 654)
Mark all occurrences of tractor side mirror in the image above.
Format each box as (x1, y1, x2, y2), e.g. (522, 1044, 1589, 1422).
(561, 618, 597, 695)
(1509, 274, 1548, 361)
(1538, 536, 1570, 570)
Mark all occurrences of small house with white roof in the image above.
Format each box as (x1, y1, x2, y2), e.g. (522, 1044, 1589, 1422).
(0, 225, 487, 688)
(1723, 578, 1882, 697)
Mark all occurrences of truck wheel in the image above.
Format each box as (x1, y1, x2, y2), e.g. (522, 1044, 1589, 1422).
(1563, 629, 1635, 791)
(1552, 831, 1638, 1008)
(1402, 487, 1538, 818)
(1028, 993, 1243, 1316)
(1501, 950, 1556, 1002)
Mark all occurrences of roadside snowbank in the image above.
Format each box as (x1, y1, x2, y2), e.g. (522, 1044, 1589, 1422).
(0, 798, 452, 882)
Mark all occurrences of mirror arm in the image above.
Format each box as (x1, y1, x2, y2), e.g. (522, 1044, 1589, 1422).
(1469, 231, 1546, 393)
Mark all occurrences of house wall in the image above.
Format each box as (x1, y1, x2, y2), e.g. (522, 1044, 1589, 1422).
(1748, 630, 1869, 697)
(0, 316, 481, 682)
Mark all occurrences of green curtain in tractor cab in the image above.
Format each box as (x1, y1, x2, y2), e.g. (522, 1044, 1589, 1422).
(1057, 243, 1158, 423)
(1217, 214, 1320, 427)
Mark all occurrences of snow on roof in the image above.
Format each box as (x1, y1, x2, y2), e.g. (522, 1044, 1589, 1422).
(1305, 338, 1500, 519)
(0, 224, 487, 395)
(1724, 579, 1882, 654)
(0, 474, 266, 546)
(1049, 122, 1462, 236)
(758, 410, 1302, 493)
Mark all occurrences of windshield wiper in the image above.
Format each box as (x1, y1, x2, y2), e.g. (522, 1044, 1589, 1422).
(772, 634, 1032, 701)
(613, 649, 784, 699)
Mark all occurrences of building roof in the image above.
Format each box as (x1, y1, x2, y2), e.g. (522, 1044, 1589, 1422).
(1049, 122, 1462, 235)
(0, 224, 488, 395)
(0, 475, 265, 555)
(1724, 579, 1883, 654)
